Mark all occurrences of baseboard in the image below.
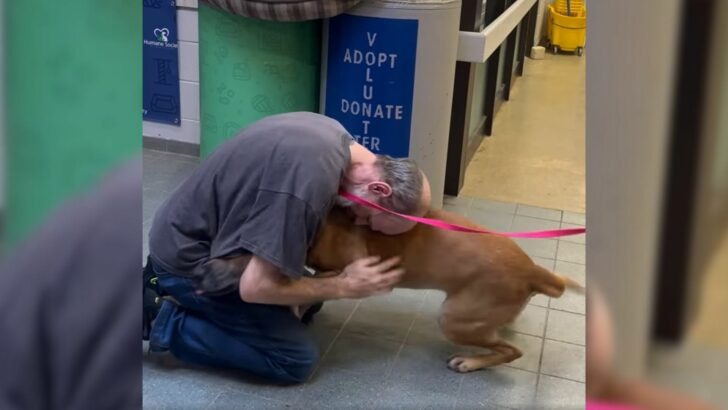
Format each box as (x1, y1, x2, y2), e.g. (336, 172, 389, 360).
(465, 117, 488, 167)
(143, 136, 200, 157)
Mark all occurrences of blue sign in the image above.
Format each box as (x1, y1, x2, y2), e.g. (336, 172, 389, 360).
(143, 0, 181, 125)
(325, 15, 418, 158)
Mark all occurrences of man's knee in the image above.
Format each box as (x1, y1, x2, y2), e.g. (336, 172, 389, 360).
(270, 338, 319, 384)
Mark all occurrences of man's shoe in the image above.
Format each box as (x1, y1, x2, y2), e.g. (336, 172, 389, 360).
(300, 302, 324, 325)
(143, 257, 161, 341)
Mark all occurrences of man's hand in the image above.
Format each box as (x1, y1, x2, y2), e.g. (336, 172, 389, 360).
(337, 256, 405, 299)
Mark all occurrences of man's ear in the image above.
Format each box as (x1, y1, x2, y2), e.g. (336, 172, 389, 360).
(367, 181, 392, 198)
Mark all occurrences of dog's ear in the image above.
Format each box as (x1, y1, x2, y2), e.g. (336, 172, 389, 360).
(191, 258, 244, 296)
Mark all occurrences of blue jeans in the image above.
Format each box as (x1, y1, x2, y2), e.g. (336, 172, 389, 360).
(148, 260, 318, 384)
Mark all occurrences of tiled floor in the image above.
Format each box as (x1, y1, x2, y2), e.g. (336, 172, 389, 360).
(143, 149, 586, 409)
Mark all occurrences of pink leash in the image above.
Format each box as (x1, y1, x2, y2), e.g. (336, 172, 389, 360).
(338, 190, 586, 239)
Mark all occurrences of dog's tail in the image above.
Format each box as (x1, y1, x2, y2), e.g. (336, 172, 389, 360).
(530, 264, 584, 298)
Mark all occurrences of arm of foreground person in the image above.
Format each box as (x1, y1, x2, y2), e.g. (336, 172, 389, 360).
(238, 255, 404, 305)
(0, 159, 141, 410)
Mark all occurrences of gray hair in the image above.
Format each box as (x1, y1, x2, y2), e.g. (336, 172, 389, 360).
(374, 155, 423, 214)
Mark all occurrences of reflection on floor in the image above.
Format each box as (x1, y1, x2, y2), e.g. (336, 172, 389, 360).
(461, 53, 585, 213)
(143, 149, 586, 409)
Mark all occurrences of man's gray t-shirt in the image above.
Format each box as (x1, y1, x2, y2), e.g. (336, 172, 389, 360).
(148, 112, 352, 279)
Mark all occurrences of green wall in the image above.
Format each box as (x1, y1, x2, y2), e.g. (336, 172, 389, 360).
(3, 1, 141, 245)
(199, 4, 321, 156)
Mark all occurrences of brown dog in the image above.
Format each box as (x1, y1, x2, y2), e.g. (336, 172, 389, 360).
(306, 206, 582, 373)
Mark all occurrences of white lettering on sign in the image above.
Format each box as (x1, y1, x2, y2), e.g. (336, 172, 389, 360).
(339, 30, 405, 153)
(367, 32, 377, 47)
(342, 49, 398, 68)
(363, 85, 373, 100)
(340, 99, 404, 119)
(353, 134, 381, 151)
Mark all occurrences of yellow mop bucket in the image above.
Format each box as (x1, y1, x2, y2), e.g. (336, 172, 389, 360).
(547, 0, 586, 55)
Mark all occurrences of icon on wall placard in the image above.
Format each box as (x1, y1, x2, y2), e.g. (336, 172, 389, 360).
(154, 28, 170, 43)
(233, 63, 252, 81)
(151, 94, 178, 114)
(143, 0, 180, 125)
(251, 95, 275, 113)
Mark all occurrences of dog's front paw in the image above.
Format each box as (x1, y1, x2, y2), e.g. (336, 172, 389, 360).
(447, 355, 475, 373)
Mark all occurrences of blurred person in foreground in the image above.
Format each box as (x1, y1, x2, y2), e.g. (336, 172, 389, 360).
(144, 112, 431, 384)
(0, 159, 142, 409)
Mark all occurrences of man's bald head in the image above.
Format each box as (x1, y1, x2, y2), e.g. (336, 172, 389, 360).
(339, 152, 431, 235)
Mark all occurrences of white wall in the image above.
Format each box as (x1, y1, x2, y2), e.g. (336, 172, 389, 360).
(142, 0, 201, 145)
(534, 0, 549, 46)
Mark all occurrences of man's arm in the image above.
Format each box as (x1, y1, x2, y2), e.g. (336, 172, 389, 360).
(239, 255, 403, 305)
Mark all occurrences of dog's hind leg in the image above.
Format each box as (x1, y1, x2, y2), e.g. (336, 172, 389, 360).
(446, 338, 522, 373)
(441, 324, 523, 373)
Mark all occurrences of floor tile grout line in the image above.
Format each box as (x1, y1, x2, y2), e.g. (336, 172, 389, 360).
(307, 300, 361, 380)
(537, 372, 586, 384)
(554, 240, 562, 262)
(514, 213, 564, 224)
(505, 329, 546, 339)
(554, 258, 586, 267)
(548, 305, 584, 315)
(535, 303, 551, 396)
(384, 295, 427, 380)
(502, 362, 585, 384)
(463, 205, 518, 219)
(468, 205, 518, 215)
(451, 373, 467, 410)
(514, 202, 568, 215)
(543, 336, 585, 347)
(203, 391, 224, 410)
(560, 220, 586, 228)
